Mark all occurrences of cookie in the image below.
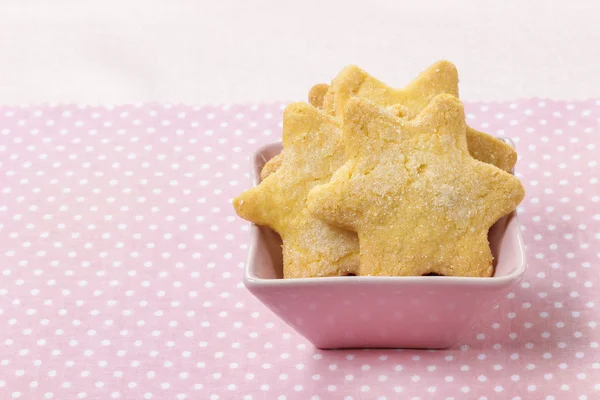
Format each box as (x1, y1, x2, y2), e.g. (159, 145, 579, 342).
(260, 83, 330, 180)
(234, 103, 359, 278)
(322, 61, 518, 172)
(307, 94, 525, 277)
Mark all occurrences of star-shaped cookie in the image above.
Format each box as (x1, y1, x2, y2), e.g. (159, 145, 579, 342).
(234, 103, 359, 278)
(307, 94, 525, 277)
(322, 60, 517, 172)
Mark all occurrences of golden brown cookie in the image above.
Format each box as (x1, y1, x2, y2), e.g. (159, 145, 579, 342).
(322, 61, 517, 172)
(234, 103, 359, 278)
(307, 94, 525, 277)
(260, 84, 331, 180)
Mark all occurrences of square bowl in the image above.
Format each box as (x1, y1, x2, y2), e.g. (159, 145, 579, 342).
(243, 142, 526, 349)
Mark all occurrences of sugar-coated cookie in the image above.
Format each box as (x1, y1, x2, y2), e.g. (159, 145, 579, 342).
(234, 103, 359, 278)
(307, 94, 524, 277)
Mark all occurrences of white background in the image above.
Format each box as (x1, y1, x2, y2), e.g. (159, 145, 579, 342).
(0, 0, 599, 105)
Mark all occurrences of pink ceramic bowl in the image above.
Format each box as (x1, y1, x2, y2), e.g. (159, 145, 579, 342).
(243, 142, 526, 349)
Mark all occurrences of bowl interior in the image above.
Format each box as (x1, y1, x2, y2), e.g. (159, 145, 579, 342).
(248, 142, 525, 281)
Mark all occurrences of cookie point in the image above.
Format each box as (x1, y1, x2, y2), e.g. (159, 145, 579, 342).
(514, 178, 526, 203)
(283, 101, 313, 116)
(232, 195, 244, 214)
(308, 83, 329, 108)
(340, 64, 363, 74)
(335, 64, 369, 85)
(432, 59, 458, 73)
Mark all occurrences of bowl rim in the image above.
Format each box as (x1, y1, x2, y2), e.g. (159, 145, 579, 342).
(243, 141, 527, 288)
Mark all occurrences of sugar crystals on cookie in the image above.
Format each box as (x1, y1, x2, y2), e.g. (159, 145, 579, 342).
(307, 94, 525, 277)
(233, 103, 359, 278)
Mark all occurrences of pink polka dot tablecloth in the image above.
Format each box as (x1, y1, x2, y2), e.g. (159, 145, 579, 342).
(0, 100, 598, 400)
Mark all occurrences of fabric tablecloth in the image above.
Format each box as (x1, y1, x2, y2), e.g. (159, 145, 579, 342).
(0, 100, 598, 399)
